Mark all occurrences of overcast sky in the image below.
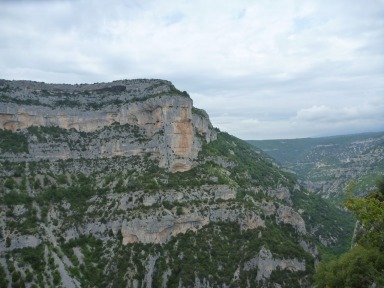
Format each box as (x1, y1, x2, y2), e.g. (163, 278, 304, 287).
(1, 0, 383, 139)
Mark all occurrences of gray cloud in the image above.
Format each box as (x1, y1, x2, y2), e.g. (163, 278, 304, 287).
(0, 0, 383, 139)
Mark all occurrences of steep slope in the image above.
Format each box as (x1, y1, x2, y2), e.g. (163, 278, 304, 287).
(248, 132, 384, 201)
(0, 79, 216, 173)
(0, 79, 353, 288)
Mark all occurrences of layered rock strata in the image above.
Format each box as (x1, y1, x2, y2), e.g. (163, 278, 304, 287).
(0, 79, 217, 172)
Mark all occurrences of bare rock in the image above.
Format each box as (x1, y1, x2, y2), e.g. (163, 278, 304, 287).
(276, 205, 307, 234)
(0, 79, 217, 173)
(244, 246, 306, 282)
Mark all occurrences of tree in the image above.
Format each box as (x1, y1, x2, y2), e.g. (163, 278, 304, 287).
(344, 177, 384, 251)
(315, 245, 384, 288)
(314, 177, 384, 287)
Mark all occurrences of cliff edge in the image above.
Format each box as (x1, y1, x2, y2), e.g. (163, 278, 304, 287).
(0, 79, 216, 172)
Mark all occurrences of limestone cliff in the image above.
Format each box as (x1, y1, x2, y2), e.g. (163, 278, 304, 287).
(0, 79, 353, 288)
(0, 79, 216, 172)
(243, 246, 306, 283)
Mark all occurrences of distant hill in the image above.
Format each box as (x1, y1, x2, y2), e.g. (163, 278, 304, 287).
(248, 132, 384, 201)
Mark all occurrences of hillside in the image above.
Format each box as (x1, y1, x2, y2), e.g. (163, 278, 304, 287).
(0, 79, 354, 287)
(248, 132, 384, 201)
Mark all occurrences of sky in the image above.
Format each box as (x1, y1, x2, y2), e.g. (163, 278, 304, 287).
(0, 0, 383, 140)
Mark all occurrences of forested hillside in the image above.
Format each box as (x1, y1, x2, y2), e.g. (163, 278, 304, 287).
(0, 79, 355, 287)
(248, 132, 384, 201)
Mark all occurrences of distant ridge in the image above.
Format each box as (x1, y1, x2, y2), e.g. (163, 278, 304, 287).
(248, 131, 384, 201)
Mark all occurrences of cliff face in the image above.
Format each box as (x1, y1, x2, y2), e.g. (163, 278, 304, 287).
(0, 79, 216, 172)
(0, 79, 354, 288)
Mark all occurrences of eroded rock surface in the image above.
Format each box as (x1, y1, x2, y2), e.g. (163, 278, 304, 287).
(244, 246, 306, 282)
(0, 79, 217, 172)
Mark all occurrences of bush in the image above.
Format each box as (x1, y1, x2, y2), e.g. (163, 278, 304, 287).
(4, 178, 17, 189)
(315, 245, 384, 287)
(0, 129, 28, 153)
(3, 190, 30, 205)
(53, 269, 61, 285)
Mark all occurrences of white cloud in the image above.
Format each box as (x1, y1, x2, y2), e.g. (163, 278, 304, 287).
(295, 98, 384, 123)
(294, 105, 357, 122)
(0, 0, 383, 139)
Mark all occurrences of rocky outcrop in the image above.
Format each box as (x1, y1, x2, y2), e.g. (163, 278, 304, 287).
(0, 79, 217, 172)
(122, 213, 208, 244)
(276, 205, 307, 234)
(102, 184, 236, 211)
(260, 201, 307, 234)
(143, 254, 159, 288)
(0, 235, 42, 251)
(244, 246, 306, 282)
(0, 78, 335, 287)
(121, 209, 266, 245)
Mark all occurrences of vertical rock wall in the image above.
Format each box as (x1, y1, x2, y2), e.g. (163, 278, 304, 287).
(0, 79, 217, 172)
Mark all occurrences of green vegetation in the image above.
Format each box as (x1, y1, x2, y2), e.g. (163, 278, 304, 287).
(14, 245, 45, 273)
(0, 81, 189, 112)
(3, 245, 46, 287)
(27, 125, 70, 142)
(315, 246, 384, 287)
(314, 177, 384, 287)
(0, 93, 44, 106)
(54, 98, 81, 107)
(0, 120, 371, 287)
(24, 123, 148, 149)
(106, 222, 313, 288)
(192, 107, 206, 118)
(248, 132, 384, 165)
(36, 172, 95, 212)
(291, 188, 355, 260)
(61, 235, 108, 287)
(0, 129, 28, 153)
(3, 188, 28, 205)
(202, 132, 287, 188)
(344, 179, 384, 250)
(0, 265, 8, 287)
(248, 132, 384, 203)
